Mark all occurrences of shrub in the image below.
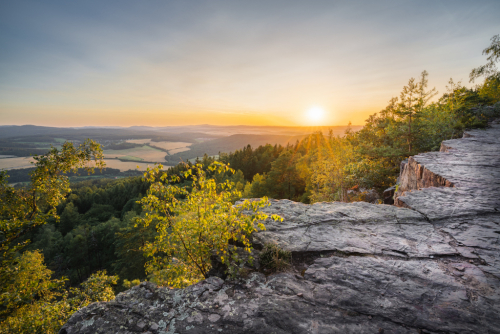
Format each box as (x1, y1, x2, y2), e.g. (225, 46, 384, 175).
(138, 162, 282, 288)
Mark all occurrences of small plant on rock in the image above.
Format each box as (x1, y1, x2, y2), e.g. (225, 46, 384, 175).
(122, 279, 141, 289)
(259, 242, 291, 273)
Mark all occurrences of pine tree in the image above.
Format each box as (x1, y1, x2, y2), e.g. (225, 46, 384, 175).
(396, 71, 437, 152)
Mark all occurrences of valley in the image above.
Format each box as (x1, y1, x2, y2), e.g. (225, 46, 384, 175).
(0, 124, 359, 174)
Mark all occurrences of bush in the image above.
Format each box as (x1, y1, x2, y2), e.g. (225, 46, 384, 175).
(138, 162, 282, 288)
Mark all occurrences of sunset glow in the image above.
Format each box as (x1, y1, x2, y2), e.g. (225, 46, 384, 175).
(1, 1, 498, 127)
(306, 106, 326, 124)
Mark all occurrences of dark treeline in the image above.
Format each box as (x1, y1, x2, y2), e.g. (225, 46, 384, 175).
(25, 177, 151, 287)
(7, 167, 143, 184)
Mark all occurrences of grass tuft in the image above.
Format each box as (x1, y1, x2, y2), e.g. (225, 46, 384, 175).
(259, 243, 291, 273)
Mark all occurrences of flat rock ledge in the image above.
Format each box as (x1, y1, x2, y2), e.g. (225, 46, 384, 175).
(60, 123, 500, 334)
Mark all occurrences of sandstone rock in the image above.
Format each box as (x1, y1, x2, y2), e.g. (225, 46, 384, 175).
(59, 121, 500, 334)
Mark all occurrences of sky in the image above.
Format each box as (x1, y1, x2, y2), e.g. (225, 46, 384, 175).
(0, 0, 499, 127)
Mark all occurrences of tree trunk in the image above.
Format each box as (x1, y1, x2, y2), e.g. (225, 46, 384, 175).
(408, 114, 412, 152)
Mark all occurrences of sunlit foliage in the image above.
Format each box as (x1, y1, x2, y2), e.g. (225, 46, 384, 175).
(0, 139, 113, 333)
(0, 139, 105, 255)
(0, 251, 117, 334)
(138, 162, 281, 288)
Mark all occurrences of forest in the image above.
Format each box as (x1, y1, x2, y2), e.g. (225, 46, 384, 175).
(0, 35, 499, 333)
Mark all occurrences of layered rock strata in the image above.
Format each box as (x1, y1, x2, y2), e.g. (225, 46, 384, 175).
(60, 122, 500, 334)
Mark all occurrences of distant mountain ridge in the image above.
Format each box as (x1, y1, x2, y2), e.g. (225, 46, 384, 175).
(0, 124, 361, 141)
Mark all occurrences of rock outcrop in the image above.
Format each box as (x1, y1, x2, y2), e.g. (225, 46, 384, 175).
(60, 122, 500, 334)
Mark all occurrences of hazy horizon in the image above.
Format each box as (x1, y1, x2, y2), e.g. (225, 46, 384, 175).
(0, 123, 364, 128)
(1, 0, 499, 127)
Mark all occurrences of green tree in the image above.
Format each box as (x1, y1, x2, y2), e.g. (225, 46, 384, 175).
(138, 162, 281, 288)
(243, 173, 269, 198)
(396, 71, 437, 152)
(0, 140, 104, 256)
(0, 139, 106, 330)
(113, 211, 156, 281)
(470, 34, 500, 83)
(470, 34, 500, 103)
(59, 202, 81, 235)
(266, 150, 305, 200)
(478, 76, 500, 103)
(307, 136, 358, 202)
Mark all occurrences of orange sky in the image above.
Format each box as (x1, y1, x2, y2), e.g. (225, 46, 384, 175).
(1, 1, 499, 127)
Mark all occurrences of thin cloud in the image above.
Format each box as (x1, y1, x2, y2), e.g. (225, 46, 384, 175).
(1, 0, 499, 126)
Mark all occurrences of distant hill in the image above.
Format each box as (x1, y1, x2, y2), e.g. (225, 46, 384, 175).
(0, 124, 361, 140)
(0, 126, 221, 143)
(0, 124, 361, 161)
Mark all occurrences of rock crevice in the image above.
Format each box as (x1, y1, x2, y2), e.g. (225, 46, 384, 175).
(60, 122, 500, 334)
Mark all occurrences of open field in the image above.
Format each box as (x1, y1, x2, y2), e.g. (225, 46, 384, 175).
(126, 139, 151, 144)
(149, 141, 191, 152)
(126, 139, 192, 154)
(0, 157, 35, 170)
(0, 156, 168, 172)
(102, 159, 168, 171)
(117, 155, 143, 161)
(103, 145, 166, 162)
(167, 147, 191, 155)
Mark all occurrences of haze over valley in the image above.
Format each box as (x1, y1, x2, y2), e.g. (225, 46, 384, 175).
(0, 124, 360, 182)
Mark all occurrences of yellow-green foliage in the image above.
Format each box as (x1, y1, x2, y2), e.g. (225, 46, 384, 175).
(69, 271, 117, 310)
(0, 251, 117, 334)
(0, 139, 113, 333)
(479, 76, 500, 103)
(138, 161, 281, 288)
(122, 279, 141, 289)
(0, 250, 66, 321)
(0, 140, 105, 257)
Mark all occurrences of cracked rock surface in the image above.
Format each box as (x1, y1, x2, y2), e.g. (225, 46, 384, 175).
(60, 123, 500, 334)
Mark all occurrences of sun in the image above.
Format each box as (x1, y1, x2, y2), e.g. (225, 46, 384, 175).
(306, 106, 325, 124)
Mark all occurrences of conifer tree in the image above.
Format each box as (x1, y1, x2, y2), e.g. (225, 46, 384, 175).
(396, 70, 437, 152)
